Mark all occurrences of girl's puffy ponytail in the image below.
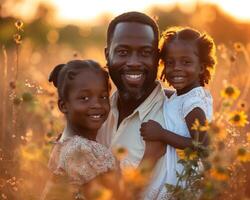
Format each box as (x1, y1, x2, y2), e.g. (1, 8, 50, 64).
(48, 64, 65, 88)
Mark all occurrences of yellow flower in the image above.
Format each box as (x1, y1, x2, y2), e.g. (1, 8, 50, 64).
(229, 110, 249, 127)
(15, 20, 24, 31)
(20, 143, 42, 161)
(237, 148, 250, 162)
(176, 149, 185, 159)
(191, 119, 209, 132)
(112, 146, 128, 161)
(220, 85, 240, 100)
(91, 187, 113, 200)
(210, 167, 229, 181)
(13, 34, 22, 44)
(234, 42, 243, 52)
(176, 148, 198, 160)
(209, 123, 227, 141)
(122, 166, 147, 187)
(247, 132, 250, 142)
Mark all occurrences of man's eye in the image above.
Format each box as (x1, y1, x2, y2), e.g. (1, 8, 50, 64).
(141, 49, 152, 57)
(117, 49, 128, 56)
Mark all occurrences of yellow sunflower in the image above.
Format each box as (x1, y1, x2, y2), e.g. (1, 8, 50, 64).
(236, 148, 250, 162)
(229, 110, 249, 127)
(220, 85, 240, 100)
(209, 166, 229, 181)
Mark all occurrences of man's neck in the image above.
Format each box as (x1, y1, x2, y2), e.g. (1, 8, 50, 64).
(116, 82, 157, 127)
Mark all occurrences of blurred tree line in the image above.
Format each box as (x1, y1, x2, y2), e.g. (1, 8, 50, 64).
(1, 2, 250, 50)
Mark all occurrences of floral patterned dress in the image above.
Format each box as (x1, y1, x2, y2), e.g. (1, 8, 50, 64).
(44, 135, 117, 199)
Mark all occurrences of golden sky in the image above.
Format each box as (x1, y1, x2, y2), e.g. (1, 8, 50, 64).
(2, 0, 250, 24)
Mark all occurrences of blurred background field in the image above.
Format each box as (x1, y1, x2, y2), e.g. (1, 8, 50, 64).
(0, 0, 250, 199)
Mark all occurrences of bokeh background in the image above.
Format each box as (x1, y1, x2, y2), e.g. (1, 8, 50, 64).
(0, 0, 250, 199)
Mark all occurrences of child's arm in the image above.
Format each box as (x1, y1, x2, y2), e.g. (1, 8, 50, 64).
(139, 140, 166, 168)
(140, 107, 208, 149)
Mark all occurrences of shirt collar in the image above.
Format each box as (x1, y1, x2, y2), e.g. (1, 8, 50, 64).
(110, 81, 165, 121)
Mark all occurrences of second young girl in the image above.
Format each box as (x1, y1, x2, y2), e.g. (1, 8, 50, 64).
(140, 27, 216, 199)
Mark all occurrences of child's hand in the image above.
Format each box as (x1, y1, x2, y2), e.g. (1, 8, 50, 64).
(140, 120, 165, 141)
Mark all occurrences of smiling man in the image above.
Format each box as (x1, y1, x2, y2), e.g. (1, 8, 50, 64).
(97, 12, 166, 199)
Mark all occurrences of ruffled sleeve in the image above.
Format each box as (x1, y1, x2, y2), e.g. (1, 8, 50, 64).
(48, 136, 116, 185)
(182, 88, 213, 121)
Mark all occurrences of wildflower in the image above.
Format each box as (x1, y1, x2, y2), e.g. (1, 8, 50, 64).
(247, 132, 250, 142)
(20, 143, 41, 161)
(123, 166, 146, 187)
(13, 33, 22, 44)
(209, 123, 227, 141)
(229, 55, 236, 63)
(210, 166, 229, 181)
(0, 178, 5, 188)
(229, 110, 249, 127)
(234, 42, 243, 52)
(112, 146, 128, 161)
(13, 97, 22, 105)
(91, 187, 113, 200)
(220, 85, 240, 100)
(22, 92, 33, 102)
(191, 119, 209, 132)
(15, 20, 24, 31)
(237, 148, 250, 162)
(176, 148, 198, 160)
(1, 193, 7, 199)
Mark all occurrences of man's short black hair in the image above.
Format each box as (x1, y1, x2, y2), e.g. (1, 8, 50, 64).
(107, 11, 159, 47)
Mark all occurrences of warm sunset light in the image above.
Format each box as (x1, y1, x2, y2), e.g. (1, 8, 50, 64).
(3, 0, 250, 23)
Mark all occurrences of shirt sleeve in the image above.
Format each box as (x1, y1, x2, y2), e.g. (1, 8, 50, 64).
(182, 91, 213, 122)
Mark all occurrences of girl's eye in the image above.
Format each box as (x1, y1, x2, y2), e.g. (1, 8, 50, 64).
(165, 59, 174, 66)
(80, 96, 89, 101)
(182, 60, 192, 65)
(101, 96, 109, 100)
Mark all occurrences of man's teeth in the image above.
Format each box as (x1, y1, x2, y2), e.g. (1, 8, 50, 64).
(125, 74, 142, 79)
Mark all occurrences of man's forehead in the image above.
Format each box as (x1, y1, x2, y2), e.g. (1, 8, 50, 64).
(111, 22, 155, 43)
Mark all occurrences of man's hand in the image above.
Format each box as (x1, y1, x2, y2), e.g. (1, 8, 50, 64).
(140, 120, 165, 141)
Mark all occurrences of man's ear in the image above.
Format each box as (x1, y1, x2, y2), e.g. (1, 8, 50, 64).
(104, 47, 109, 61)
(58, 99, 67, 114)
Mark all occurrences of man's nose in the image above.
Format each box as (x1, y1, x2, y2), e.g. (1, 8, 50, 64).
(127, 52, 140, 67)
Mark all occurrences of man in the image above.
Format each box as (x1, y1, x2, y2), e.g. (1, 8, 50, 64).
(97, 11, 166, 199)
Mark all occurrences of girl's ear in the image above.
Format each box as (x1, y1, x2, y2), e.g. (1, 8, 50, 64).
(199, 63, 205, 74)
(58, 99, 67, 114)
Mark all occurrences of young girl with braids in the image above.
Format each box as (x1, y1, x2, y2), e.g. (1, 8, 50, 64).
(140, 27, 216, 199)
(41, 60, 117, 200)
